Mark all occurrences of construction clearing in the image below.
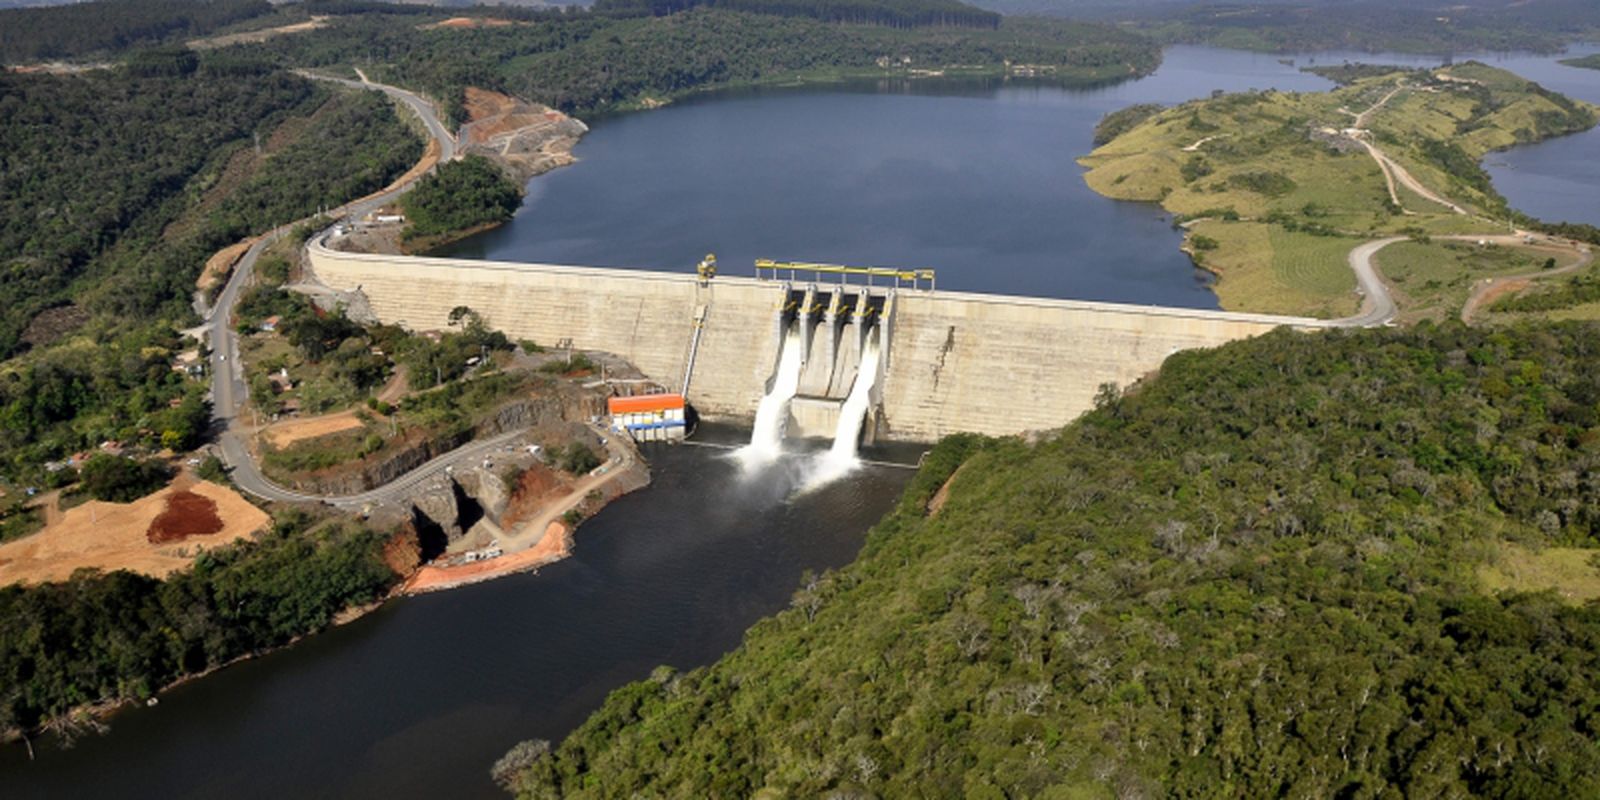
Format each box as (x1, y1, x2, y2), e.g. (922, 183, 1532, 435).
(0, 477, 270, 585)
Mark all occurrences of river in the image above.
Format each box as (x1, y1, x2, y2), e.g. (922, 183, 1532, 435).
(6, 43, 1598, 800)
(2, 436, 916, 799)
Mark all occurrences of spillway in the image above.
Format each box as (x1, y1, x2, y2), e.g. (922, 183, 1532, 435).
(803, 336, 881, 490)
(737, 323, 805, 468)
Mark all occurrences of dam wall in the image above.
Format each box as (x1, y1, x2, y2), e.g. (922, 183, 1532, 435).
(306, 240, 1323, 441)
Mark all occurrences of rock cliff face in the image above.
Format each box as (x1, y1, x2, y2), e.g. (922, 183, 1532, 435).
(278, 392, 600, 497)
(455, 466, 510, 521)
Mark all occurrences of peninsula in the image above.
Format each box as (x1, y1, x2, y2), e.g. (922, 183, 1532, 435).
(1079, 62, 1598, 320)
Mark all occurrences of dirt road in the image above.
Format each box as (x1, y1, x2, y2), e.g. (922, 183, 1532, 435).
(1460, 238, 1594, 323)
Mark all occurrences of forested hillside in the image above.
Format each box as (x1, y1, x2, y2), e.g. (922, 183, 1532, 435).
(0, 59, 421, 479)
(242, 7, 1159, 119)
(964, 0, 1600, 55)
(0, 512, 398, 737)
(593, 0, 1001, 29)
(0, 0, 272, 63)
(509, 321, 1600, 797)
(402, 155, 524, 240)
(0, 63, 315, 355)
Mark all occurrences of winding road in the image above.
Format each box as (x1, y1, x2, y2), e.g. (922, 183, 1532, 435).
(1337, 237, 1405, 327)
(207, 70, 465, 507)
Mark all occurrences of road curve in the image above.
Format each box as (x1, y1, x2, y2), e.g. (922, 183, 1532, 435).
(207, 71, 463, 505)
(1335, 237, 1406, 327)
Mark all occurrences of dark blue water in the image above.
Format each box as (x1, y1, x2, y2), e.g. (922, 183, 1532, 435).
(0, 441, 914, 799)
(441, 44, 1600, 290)
(1478, 43, 1600, 227)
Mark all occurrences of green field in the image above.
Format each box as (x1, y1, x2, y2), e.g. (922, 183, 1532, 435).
(1190, 220, 1359, 318)
(1376, 239, 1572, 322)
(1480, 544, 1600, 604)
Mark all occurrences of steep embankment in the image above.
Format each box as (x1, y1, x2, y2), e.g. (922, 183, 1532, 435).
(506, 321, 1600, 798)
(1078, 62, 1598, 319)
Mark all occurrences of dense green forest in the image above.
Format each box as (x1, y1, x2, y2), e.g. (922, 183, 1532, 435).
(1127, 0, 1600, 55)
(0, 512, 398, 736)
(508, 321, 1600, 797)
(402, 155, 524, 240)
(593, 0, 1001, 30)
(0, 0, 272, 63)
(241, 9, 1160, 118)
(0, 61, 420, 481)
(0, 64, 313, 357)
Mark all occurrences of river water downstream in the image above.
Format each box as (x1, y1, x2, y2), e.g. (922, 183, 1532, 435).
(5, 43, 1598, 800)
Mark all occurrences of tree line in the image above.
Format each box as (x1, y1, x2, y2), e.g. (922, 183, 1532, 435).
(0, 62, 420, 482)
(593, 0, 1000, 30)
(0, 511, 398, 739)
(233, 8, 1160, 119)
(0, 0, 272, 63)
(505, 320, 1600, 798)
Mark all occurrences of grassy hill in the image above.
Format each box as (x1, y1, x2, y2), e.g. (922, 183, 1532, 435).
(1077, 63, 1597, 318)
(503, 320, 1600, 798)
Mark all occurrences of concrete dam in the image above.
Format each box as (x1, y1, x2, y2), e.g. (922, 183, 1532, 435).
(305, 238, 1326, 442)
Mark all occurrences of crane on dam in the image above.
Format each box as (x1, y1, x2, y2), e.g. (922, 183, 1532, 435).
(754, 259, 936, 292)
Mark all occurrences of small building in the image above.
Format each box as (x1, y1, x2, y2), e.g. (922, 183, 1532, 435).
(260, 315, 281, 333)
(608, 393, 687, 443)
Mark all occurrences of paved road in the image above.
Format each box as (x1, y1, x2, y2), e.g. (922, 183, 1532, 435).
(1336, 237, 1406, 327)
(219, 427, 536, 509)
(206, 71, 462, 505)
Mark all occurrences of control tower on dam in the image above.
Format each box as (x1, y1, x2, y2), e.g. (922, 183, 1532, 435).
(305, 238, 1327, 442)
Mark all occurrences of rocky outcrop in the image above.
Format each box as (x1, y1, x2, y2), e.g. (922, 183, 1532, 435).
(410, 474, 464, 541)
(456, 466, 510, 521)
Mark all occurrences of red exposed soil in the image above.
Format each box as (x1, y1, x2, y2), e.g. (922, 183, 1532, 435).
(382, 528, 423, 575)
(500, 464, 572, 528)
(146, 491, 224, 544)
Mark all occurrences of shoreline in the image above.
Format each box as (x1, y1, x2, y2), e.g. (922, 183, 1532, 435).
(1077, 59, 1598, 319)
(1, 433, 652, 753)
(0, 589, 392, 751)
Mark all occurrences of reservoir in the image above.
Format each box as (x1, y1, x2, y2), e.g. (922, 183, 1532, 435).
(5, 44, 1597, 799)
(1477, 43, 1600, 228)
(438, 45, 1600, 300)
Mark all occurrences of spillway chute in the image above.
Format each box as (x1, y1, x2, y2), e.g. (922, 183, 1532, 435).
(736, 322, 805, 469)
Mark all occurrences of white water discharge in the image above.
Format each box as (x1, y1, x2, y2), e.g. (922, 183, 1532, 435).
(737, 324, 805, 468)
(803, 336, 881, 489)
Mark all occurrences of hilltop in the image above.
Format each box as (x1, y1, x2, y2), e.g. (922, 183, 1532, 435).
(1078, 62, 1597, 318)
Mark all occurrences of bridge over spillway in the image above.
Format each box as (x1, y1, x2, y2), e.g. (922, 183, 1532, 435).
(304, 237, 1330, 442)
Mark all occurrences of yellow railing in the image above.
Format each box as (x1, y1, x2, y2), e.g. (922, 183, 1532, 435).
(755, 259, 936, 291)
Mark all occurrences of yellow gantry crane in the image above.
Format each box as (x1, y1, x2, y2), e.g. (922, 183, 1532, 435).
(754, 259, 936, 291)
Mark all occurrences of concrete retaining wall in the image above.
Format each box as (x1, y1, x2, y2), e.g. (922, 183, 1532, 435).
(306, 240, 1322, 441)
